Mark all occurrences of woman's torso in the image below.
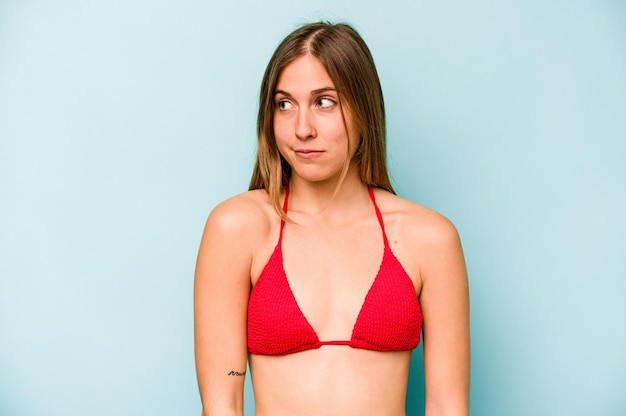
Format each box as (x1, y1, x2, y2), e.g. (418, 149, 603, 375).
(245, 187, 424, 415)
(250, 348, 412, 416)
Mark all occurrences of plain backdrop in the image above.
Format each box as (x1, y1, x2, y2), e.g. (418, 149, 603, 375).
(1, 1, 625, 415)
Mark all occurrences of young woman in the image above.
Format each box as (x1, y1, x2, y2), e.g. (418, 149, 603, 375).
(194, 22, 469, 416)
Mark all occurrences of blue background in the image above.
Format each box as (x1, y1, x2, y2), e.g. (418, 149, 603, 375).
(1, 1, 625, 415)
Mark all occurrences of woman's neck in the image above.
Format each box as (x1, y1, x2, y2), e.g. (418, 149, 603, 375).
(286, 170, 370, 218)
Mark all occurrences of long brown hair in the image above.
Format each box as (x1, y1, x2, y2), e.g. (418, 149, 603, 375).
(249, 22, 394, 216)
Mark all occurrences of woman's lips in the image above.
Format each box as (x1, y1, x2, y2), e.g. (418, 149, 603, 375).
(294, 149, 324, 159)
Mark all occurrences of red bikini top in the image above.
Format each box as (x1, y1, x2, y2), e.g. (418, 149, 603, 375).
(247, 187, 422, 355)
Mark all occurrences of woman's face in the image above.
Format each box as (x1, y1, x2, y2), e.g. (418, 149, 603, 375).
(273, 54, 359, 186)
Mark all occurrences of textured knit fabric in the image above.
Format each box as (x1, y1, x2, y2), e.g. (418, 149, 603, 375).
(247, 187, 422, 355)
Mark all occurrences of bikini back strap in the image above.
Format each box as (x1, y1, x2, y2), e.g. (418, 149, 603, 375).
(368, 186, 390, 248)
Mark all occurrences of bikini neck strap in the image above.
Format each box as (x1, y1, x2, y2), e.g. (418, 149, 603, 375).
(368, 186, 390, 248)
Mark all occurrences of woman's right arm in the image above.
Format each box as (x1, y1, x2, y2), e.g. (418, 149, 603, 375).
(194, 198, 256, 416)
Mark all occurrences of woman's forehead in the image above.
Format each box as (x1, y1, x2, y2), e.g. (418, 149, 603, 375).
(275, 55, 335, 94)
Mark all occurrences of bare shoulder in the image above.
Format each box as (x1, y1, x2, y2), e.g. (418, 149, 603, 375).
(372, 188, 464, 285)
(205, 190, 273, 233)
(199, 189, 279, 259)
(372, 188, 460, 247)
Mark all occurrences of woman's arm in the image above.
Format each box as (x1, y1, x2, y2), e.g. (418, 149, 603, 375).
(194, 199, 256, 416)
(419, 216, 470, 416)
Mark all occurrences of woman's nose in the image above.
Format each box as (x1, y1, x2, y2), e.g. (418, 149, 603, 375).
(295, 109, 316, 140)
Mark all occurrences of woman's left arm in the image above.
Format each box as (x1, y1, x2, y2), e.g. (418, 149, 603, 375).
(418, 216, 470, 416)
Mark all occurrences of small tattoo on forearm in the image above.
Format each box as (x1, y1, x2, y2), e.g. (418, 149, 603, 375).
(228, 370, 246, 377)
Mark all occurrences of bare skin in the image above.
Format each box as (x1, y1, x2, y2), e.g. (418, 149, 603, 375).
(194, 54, 469, 415)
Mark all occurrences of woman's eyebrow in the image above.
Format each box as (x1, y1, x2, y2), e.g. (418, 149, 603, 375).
(274, 89, 292, 97)
(310, 87, 337, 95)
(274, 87, 337, 97)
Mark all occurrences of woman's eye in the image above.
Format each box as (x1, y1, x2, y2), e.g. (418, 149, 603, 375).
(276, 100, 293, 111)
(317, 97, 336, 109)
